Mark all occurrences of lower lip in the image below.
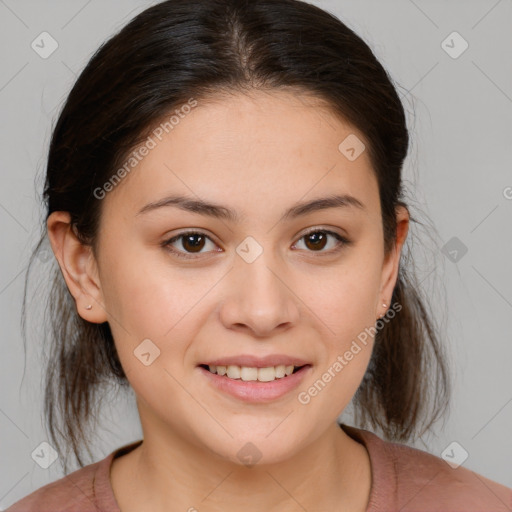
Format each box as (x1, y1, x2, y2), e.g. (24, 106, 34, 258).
(198, 365, 312, 403)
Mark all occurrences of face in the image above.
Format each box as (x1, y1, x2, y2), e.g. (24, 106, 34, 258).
(57, 90, 408, 466)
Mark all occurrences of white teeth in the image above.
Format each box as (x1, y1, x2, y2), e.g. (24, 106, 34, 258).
(206, 364, 302, 381)
(257, 367, 276, 382)
(227, 365, 241, 379)
(241, 367, 258, 381)
(275, 365, 286, 378)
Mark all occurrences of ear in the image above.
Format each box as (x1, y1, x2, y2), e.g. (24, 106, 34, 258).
(377, 205, 410, 318)
(47, 211, 108, 324)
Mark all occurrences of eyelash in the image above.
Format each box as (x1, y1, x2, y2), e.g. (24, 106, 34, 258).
(162, 228, 352, 260)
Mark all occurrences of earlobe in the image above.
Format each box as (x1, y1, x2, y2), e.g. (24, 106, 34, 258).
(46, 211, 108, 324)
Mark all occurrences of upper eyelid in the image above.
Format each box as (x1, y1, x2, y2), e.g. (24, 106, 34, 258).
(165, 227, 346, 251)
(166, 226, 344, 241)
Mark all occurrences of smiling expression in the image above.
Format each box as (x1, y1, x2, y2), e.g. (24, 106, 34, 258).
(87, 89, 405, 465)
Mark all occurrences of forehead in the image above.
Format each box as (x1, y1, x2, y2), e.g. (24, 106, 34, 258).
(103, 90, 380, 222)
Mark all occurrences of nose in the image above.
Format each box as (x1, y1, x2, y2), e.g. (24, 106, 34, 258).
(218, 253, 300, 338)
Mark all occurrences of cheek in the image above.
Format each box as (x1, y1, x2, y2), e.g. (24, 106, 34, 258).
(300, 253, 381, 404)
(98, 240, 187, 335)
(308, 256, 382, 338)
(97, 241, 224, 375)
(299, 278, 377, 419)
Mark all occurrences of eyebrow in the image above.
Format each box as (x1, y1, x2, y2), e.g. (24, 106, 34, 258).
(136, 193, 366, 223)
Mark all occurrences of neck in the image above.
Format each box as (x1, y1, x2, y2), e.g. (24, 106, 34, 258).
(111, 419, 371, 512)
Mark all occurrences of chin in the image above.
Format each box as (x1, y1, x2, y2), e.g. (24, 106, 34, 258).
(202, 433, 301, 468)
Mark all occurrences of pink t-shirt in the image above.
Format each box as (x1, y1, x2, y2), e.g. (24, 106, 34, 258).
(5, 423, 512, 511)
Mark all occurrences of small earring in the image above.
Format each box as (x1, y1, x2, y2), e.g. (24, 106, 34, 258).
(85, 304, 92, 310)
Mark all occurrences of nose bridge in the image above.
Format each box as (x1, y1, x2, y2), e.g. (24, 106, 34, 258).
(220, 239, 300, 335)
(237, 241, 286, 307)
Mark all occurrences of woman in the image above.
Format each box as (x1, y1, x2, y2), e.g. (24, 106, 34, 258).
(7, 0, 511, 510)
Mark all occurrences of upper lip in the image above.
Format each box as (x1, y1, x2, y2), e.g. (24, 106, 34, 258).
(199, 354, 311, 368)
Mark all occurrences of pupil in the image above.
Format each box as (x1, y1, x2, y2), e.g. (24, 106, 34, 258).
(184, 234, 204, 253)
(306, 232, 327, 251)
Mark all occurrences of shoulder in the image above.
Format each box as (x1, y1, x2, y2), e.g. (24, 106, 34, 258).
(4, 456, 110, 512)
(342, 424, 512, 511)
(387, 438, 511, 510)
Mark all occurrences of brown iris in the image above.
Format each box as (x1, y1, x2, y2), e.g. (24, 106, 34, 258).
(303, 232, 328, 251)
(181, 233, 206, 253)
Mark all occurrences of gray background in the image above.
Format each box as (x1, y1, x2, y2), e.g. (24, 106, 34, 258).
(1, 0, 511, 508)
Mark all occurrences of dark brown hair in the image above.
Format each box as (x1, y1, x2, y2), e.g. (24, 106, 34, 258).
(23, 0, 451, 472)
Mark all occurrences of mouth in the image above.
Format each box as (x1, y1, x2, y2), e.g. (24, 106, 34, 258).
(198, 363, 308, 382)
(196, 360, 312, 402)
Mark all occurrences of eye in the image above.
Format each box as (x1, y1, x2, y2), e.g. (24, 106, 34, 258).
(292, 228, 351, 255)
(162, 231, 219, 260)
(162, 228, 351, 260)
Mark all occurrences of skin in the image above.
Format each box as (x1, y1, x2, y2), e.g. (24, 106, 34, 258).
(48, 89, 409, 512)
